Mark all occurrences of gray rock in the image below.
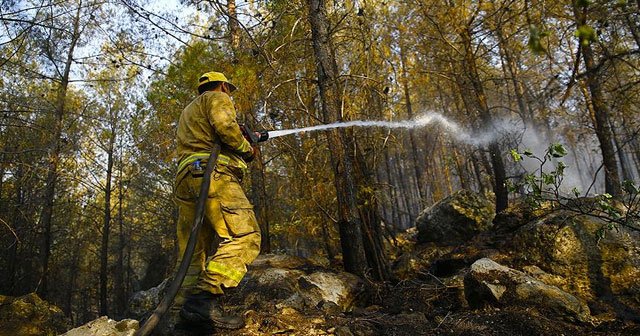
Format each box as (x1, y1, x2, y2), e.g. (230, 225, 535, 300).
(250, 253, 309, 269)
(230, 254, 364, 313)
(60, 316, 138, 336)
(464, 258, 591, 323)
(300, 271, 361, 310)
(416, 190, 495, 244)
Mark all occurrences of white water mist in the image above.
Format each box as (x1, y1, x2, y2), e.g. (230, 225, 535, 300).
(267, 112, 606, 195)
(268, 112, 506, 146)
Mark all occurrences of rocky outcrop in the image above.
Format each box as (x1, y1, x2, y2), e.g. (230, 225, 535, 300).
(125, 254, 364, 335)
(416, 190, 495, 244)
(509, 210, 640, 320)
(0, 293, 70, 336)
(464, 258, 591, 323)
(228, 254, 364, 314)
(128, 254, 363, 318)
(60, 316, 138, 336)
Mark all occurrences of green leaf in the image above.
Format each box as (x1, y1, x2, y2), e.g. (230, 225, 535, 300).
(524, 149, 534, 157)
(524, 173, 536, 184)
(575, 25, 597, 46)
(556, 161, 567, 175)
(572, 187, 581, 197)
(549, 143, 568, 158)
(510, 149, 523, 162)
(528, 24, 547, 55)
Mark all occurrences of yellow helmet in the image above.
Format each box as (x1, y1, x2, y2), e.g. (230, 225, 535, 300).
(197, 71, 237, 92)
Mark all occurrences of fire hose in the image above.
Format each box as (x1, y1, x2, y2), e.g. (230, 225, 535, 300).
(135, 124, 268, 336)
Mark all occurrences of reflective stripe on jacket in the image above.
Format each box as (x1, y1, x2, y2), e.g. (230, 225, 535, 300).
(176, 91, 252, 171)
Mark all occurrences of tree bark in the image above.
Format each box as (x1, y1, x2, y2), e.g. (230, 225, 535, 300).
(115, 155, 126, 316)
(37, 2, 82, 298)
(100, 129, 115, 316)
(611, 123, 633, 182)
(399, 44, 425, 201)
(459, 26, 509, 212)
(573, 1, 622, 196)
(471, 151, 487, 193)
(251, 147, 271, 253)
(307, 0, 367, 276)
(228, 0, 241, 55)
(383, 149, 401, 229)
(354, 139, 390, 281)
(495, 22, 534, 124)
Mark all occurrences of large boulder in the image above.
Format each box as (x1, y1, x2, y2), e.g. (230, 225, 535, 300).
(464, 258, 591, 323)
(228, 254, 365, 314)
(0, 293, 70, 336)
(508, 210, 640, 320)
(416, 190, 495, 244)
(60, 316, 138, 336)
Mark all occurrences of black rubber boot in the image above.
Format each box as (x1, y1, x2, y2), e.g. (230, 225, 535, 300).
(179, 291, 245, 330)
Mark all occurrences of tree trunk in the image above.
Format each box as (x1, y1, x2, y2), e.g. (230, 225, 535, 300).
(115, 155, 126, 316)
(100, 131, 115, 316)
(495, 23, 534, 124)
(320, 219, 335, 261)
(611, 123, 633, 182)
(399, 44, 425, 201)
(453, 146, 469, 190)
(307, 0, 367, 277)
(228, 0, 241, 55)
(251, 147, 271, 253)
(471, 151, 487, 194)
(459, 26, 509, 212)
(632, 137, 640, 179)
(37, 2, 82, 298)
(573, 1, 622, 196)
(354, 139, 390, 281)
(65, 240, 81, 321)
(383, 149, 401, 229)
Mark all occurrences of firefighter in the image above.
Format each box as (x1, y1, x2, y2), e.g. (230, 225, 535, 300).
(173, 71, 261, 329)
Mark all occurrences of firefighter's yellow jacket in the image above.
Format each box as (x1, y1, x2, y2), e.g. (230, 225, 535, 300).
(176, 91, 253, 173)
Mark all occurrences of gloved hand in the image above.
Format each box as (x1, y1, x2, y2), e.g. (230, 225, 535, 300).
(242, 146, 256, 162)
(239, 123, 256, 143)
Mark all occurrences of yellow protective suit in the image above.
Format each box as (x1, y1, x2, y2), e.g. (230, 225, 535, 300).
(173, 90, 261, 306)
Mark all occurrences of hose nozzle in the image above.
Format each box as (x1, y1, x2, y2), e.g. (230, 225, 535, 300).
(240, 123, 270, 143)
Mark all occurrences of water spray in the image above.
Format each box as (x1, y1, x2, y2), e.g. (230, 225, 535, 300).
(246, 112, 506, 146)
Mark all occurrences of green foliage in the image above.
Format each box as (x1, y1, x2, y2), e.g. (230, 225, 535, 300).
(548, 143, 568, 158)
(510, 149, 522, 162)
(528, 24, 550, 55)
(577, 0, 591, 7)
(575, 25, 598, 46)
(509, 144, 640, 234)
(508, 143, 568, 206)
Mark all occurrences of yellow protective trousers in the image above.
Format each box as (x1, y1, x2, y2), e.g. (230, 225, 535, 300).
(173, 163, 261, 307)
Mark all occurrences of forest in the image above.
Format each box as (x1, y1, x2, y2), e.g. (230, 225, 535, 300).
(1, 0, 639, 332)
